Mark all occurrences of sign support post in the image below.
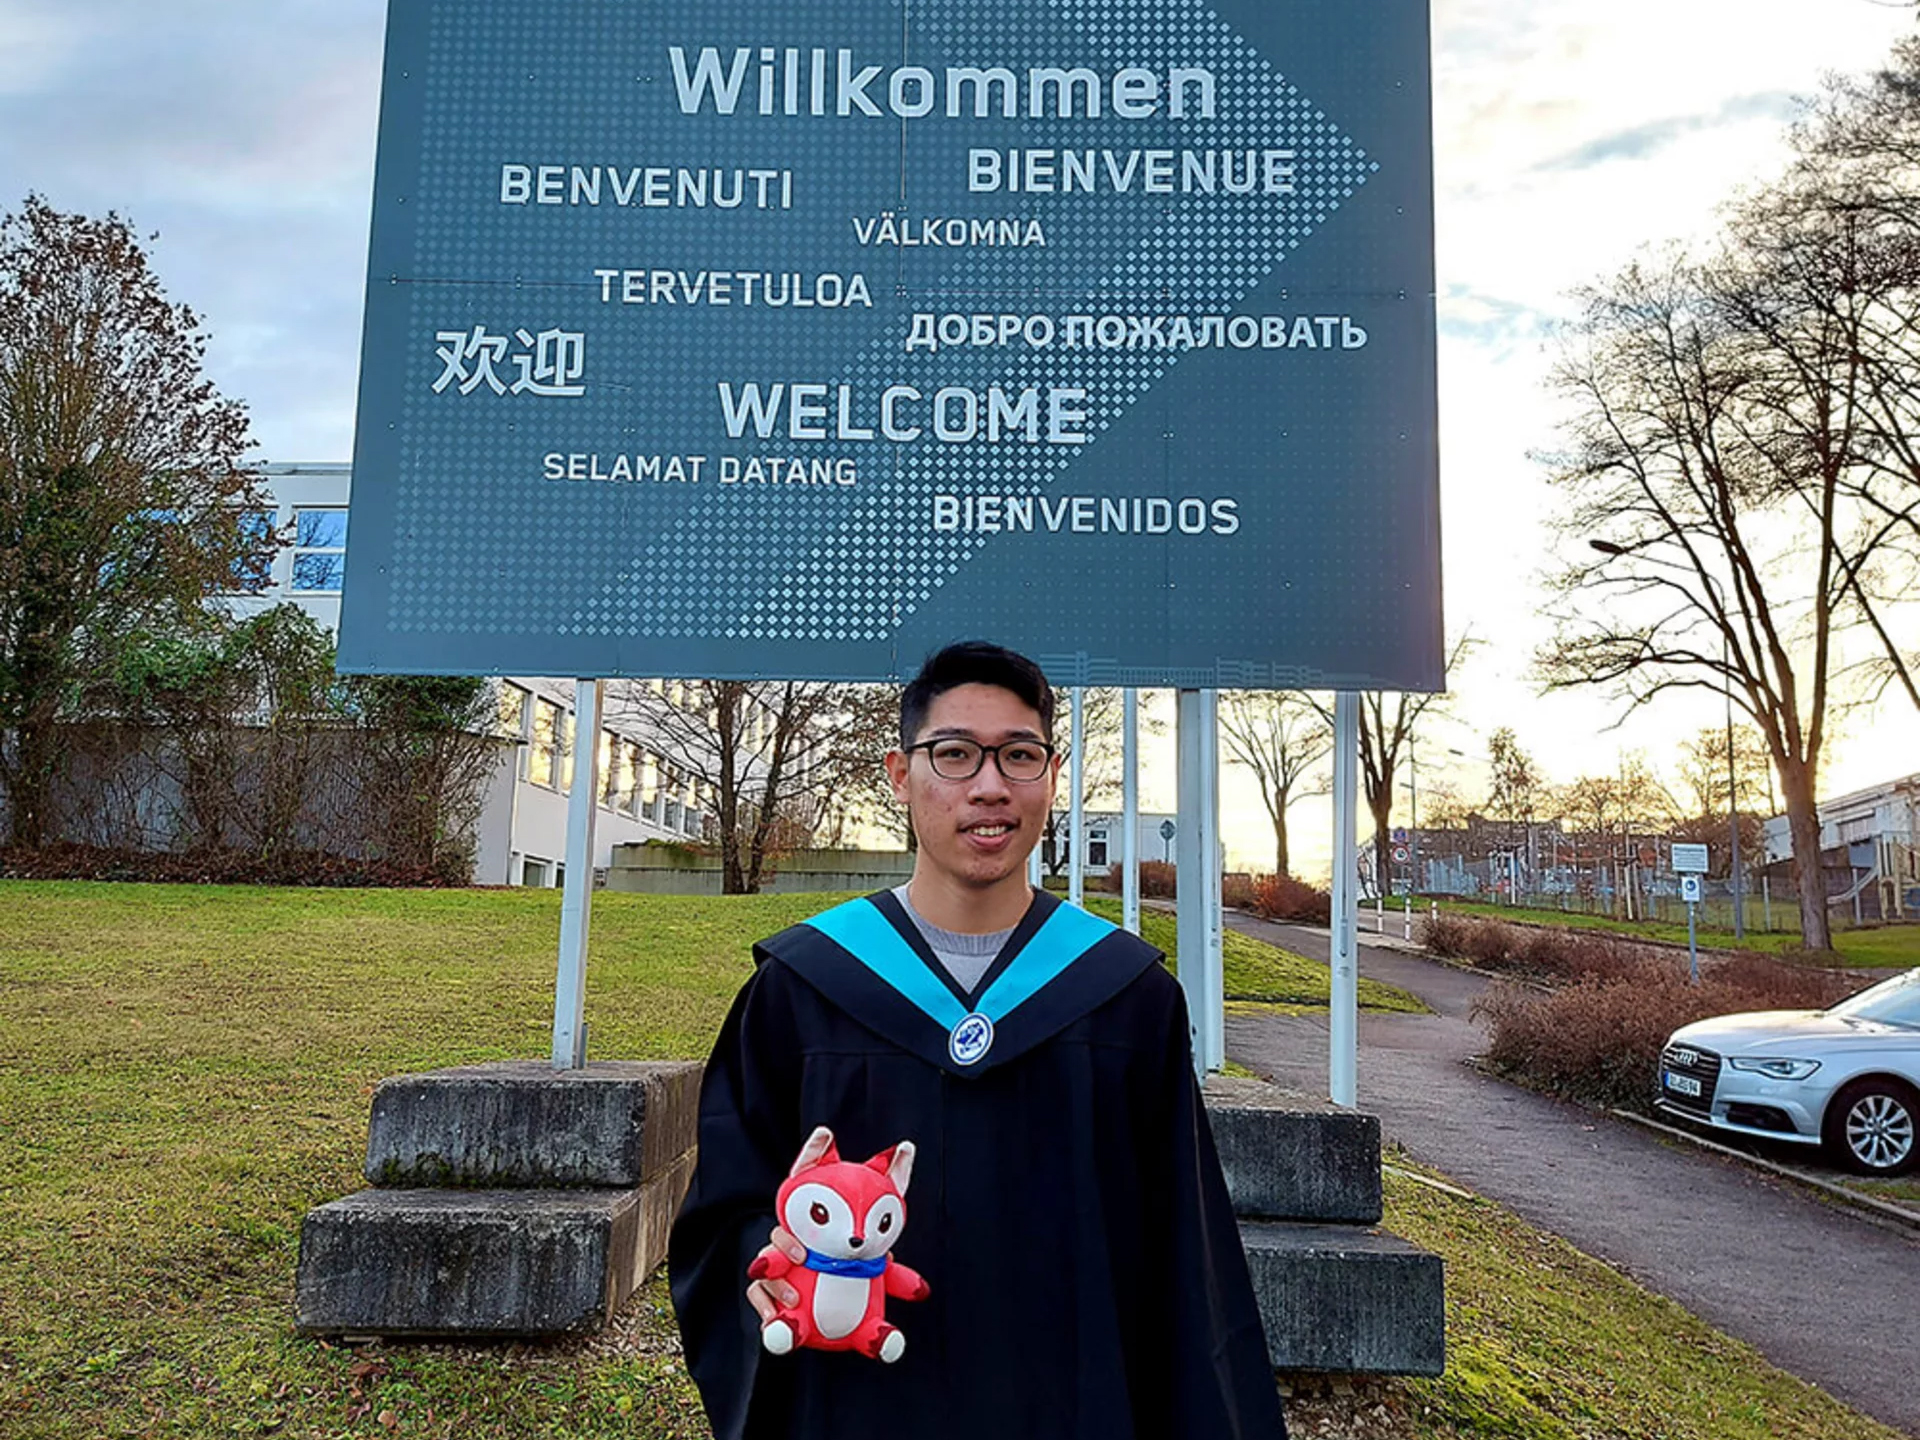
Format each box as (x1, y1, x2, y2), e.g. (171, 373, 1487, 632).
(1202, 689, 1224, 1072)
(1176, 689, 1222, 1078)
(552, 678, 604, 1071)
(1672, 842, 1710, 985)
(1330, 692, 1360, 1107)
(1069, 686, 1086, 908)
(1122, 687, 1141, 935)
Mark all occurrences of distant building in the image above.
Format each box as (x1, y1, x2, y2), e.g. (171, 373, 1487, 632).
(222, 464, 764, 887)
(1045, 809, 1179, 880)
(1761, 773, 1920, 921)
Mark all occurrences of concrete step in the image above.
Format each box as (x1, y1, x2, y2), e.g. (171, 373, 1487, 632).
(296, 1150, 694, 1337)
(365, 1059, 701, 1188)
(1205, 1076, 1383, 1224)
(1240, 1220, 1445, 1377)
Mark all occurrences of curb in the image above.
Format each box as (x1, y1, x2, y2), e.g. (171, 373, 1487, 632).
(1609, 1108, 1920, 1235)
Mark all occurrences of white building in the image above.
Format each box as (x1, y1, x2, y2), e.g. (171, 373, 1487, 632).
(1049, 809, 1179, 879)
(231, 463, 718, 886)
(1762, 772, 1920, 862)
(1761, 771, 1920, 920)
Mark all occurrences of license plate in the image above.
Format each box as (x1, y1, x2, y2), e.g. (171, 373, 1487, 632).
(1664, 1072, 1702, 1098)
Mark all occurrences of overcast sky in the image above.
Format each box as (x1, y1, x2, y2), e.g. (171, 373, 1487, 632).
(3, 0, 1916, 875)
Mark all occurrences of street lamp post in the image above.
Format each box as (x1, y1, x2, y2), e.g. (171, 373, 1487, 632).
(1727, 683, 1743, 940)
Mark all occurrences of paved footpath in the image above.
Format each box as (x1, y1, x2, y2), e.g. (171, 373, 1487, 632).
(1225, 912, 1920, 1439)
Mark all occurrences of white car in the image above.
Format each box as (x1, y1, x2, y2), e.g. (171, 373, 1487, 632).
(1657, 967, 1920, 1176)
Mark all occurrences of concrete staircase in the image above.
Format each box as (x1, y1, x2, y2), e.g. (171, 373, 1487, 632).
(295, 1060, 701, 1338)
(294, 1061, 1443, 1371)
(1204, 1076, 1445, 1376)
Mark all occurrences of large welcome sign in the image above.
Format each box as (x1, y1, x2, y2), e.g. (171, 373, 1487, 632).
(338, 0, 1441, 689)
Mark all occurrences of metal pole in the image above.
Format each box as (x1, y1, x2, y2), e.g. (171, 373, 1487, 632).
(1028, 842, 1042, 889)
(1330, 692, 1360, 1107)
(1409, 731, 1419, 897)
(1122, 688, 1141, 934)
(1202, 688, 1224, 1073)
(1727, 665, 1744, 940)
(552, 678, 604, 1071)
(1069, 686, 1086, 909)
(1175, 689, 1210, 1077)
(1687, 900, 1699, 984)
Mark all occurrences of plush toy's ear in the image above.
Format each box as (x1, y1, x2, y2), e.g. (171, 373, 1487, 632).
(789, 1125, 837, 1177)
(869, 1140, 915, 1194)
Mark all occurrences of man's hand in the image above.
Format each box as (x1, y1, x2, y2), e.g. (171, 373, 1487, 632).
(746, 1223, 809, 1322)
(745, 1125, 834, 1322)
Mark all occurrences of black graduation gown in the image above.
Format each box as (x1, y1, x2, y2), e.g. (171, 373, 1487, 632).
(668, 889, 1287, 1440)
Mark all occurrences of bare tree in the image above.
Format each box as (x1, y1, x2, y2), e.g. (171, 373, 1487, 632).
(1485, 729, 1541, 831)
(1485, 727, 1542, 886)
(0, 196, 262, 846)
(1217, 690, 1330, 878)
(1418, 777, 1474, 833)
(1675, 723, 1774, 820)
(1783, 40, 1920, 707)
(1534, 240, 1894, 949)
(1043, 687, 1135, 880)
(609, 680, 843, 893)
(1552, 756, 1678, 915)
(808, 683, 909, 849)
(1314, 635, 1472, 890)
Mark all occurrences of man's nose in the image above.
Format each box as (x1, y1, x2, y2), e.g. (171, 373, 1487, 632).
(968, 760, 1013, 799)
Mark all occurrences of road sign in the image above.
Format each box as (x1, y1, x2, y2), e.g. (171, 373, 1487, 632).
(1679, 874, 1703, 904)
(1160, 819, 1178, 841)
(1391, 826, 1409, 845)
(338, 0, 1441, 687)
(1391, 844, 1410, 865)
(1671, 843, 1710, 874)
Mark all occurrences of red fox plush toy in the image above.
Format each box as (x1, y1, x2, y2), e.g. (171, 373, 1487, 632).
(748, 1126, 930, 1363)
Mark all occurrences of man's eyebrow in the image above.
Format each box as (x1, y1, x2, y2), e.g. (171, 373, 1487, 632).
(920, 726, 1046, 742)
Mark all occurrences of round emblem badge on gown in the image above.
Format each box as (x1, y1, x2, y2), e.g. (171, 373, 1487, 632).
(948, 1012, 994, 1065)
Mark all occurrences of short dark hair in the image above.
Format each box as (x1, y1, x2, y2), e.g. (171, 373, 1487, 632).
(899, 641, 1054, 747)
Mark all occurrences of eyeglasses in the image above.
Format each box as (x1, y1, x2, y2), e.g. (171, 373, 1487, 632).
(905, 737, 1056, 782)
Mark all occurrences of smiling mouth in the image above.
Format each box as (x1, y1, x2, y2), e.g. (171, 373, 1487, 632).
(963, 822, 1015, 838)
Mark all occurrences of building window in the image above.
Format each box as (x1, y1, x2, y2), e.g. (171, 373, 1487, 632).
(641, 752, 661, 824)
(291, 508, 347, 591)
(663, 766, 683, 832)
(229, 508, 278, 592)
(1088, 836, 1109, 869)
(619, 741, 642, 815)
(498, 683, 531, 779)
(600, 731, 622, 809)
(530, 698, 562, 788)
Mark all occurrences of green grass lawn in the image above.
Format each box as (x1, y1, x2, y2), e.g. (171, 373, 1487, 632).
(1083, 895, 1426, 1013)
(1434, 898, 1920, 969)
(0, 880, 1896, 1439)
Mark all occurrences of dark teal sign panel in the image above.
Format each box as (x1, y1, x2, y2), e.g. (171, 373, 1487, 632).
(339, 0, 1441, 688)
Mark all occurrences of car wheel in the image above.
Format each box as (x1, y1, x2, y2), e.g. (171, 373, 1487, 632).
(1822, 1078, 1919, 1177)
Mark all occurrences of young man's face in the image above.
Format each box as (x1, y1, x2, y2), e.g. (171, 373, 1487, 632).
(884, 682, 1059, 893)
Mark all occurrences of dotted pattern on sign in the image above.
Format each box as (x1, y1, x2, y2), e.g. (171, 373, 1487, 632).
(377, 0, 1378, 647)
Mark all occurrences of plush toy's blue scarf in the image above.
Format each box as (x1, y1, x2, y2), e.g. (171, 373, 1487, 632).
(803, 1249, 887, 1279)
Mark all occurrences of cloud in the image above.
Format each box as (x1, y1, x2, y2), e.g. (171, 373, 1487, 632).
(1534, 91, 1806, 173)
(1437, 283, 1555, 351)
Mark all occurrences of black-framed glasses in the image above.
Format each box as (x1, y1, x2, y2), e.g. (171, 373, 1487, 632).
(905, 737, 1056, 782)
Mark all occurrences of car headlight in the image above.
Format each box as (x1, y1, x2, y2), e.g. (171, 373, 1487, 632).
(1726, 1057, 1822, 1081)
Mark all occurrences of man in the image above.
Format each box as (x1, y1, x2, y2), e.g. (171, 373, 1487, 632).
(669, 641, 1286, 1439)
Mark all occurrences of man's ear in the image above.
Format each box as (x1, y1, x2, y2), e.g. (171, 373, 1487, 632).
(883, 749, 912, 805)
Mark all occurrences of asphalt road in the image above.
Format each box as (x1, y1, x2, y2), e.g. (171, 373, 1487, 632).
(1226, 913, 1920, 1439)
